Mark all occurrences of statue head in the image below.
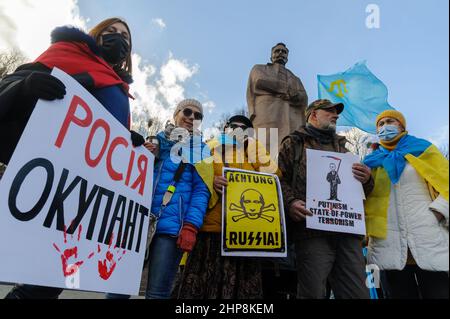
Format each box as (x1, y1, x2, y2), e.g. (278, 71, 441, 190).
(271, 43, 289, 66)
(330, 163, 336, 172)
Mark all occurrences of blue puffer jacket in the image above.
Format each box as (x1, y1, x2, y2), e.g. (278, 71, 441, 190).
(152, 131, 211, 235)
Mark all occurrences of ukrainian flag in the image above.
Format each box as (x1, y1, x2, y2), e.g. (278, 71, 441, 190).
(318, 61, 394, 134)
(364, 139, 449, 239)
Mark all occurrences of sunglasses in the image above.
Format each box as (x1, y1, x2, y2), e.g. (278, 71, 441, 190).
(182, 108, 203, 121)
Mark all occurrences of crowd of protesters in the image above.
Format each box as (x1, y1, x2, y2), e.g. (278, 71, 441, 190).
(0, 17, 447, 300)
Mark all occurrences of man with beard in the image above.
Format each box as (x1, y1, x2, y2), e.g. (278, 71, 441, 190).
(278, 99, 374, 299)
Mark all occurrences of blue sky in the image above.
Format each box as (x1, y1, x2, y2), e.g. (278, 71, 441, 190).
(1, 0, 448, 145)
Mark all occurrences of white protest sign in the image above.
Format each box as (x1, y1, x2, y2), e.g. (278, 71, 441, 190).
(0, 68, 154, 295)
(306, 149, 366, 235)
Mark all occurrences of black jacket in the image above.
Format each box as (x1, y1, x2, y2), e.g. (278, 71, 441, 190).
(0, 26, 132, 164)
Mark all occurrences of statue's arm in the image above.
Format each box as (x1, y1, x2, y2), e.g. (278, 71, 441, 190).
(254, 77, 286, 95)
(288, 76, 308, 106)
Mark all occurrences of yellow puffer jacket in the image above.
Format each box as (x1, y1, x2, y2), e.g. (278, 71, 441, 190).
(201, 137, 281, 233)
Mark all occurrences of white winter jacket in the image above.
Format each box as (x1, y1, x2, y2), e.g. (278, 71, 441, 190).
(367, 163, 449, 271)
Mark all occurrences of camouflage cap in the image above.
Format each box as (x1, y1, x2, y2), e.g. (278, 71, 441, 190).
(305, 99, 344, 121)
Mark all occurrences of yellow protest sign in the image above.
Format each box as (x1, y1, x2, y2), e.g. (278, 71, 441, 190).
(222, 168, 287, 257)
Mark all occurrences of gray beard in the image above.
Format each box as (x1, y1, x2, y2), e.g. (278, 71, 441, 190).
(321, 123, 336, 131)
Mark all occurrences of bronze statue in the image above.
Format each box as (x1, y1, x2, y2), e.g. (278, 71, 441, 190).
(247, 43, 308, 149)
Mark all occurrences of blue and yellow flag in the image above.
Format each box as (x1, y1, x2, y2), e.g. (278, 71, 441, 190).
(318, 61, 394, 134)
(364, 138, 449, 239)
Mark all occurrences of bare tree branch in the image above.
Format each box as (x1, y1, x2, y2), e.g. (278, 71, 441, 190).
(130, 106, 166, 138)
(0, 49, 27, 78)
(213, 105, 248, 131)
(339, 127, 376, 160)
(439, 143, 449, 159)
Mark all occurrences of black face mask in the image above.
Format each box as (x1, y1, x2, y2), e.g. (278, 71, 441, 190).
(100, 33, 130, 65)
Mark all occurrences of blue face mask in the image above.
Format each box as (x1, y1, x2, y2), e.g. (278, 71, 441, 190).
(377, 124, 400, 141)
(220, 133, 238, 145)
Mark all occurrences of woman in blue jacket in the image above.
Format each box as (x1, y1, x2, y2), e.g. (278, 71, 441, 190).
(107, 98, 212, 299)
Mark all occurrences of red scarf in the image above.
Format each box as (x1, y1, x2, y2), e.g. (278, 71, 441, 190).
(35, 41, 130, 93)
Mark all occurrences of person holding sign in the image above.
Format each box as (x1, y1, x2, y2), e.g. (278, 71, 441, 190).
(174, 115, 280, 299)
(2, 17, 139, 300)
(106, 99, 214, 299)
(278, 99, 374, 299)
(364, 110, 449, 299)
(0, 17, 141, 168)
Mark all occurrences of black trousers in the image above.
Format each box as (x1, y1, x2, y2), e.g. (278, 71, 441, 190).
(329, 184, 339, 201)
(384, 265, 449, 299)
(295, 235, 370, 299)
(4, 285, 63, 299)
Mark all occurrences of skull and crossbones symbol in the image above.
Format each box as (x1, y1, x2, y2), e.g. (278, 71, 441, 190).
(229, 189, 276, 223)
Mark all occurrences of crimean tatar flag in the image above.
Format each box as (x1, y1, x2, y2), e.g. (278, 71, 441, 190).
(318, 61, 395, 134)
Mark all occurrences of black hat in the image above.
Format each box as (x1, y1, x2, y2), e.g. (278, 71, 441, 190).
(226, 115, 254, 129)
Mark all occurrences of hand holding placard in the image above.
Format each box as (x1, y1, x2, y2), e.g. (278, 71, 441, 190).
(288, 200, 313, 222)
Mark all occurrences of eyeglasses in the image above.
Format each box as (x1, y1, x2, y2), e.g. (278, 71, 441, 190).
(182, 108, 203, 121)
(229, 123, 249, 131)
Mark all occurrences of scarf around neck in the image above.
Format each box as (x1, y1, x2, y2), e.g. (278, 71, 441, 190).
(305, 123, 336, 144)
(364, 134, 431, 184)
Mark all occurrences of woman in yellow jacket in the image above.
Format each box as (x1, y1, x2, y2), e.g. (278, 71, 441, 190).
(174, 115, 280, 299)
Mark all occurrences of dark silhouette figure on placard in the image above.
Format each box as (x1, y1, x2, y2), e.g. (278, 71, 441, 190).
(326, 163, 341, 201)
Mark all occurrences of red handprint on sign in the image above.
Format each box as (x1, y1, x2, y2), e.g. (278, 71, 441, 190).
(53, 223, 95, 277)
(97, 233, 126, 280)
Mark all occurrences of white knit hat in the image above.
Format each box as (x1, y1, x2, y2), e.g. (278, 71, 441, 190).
(173, 99, 203, 118)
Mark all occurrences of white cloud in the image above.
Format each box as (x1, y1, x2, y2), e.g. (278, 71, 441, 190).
(152, 18, 166, 30)
(130, 53, 171, 123)
(130, 53, 216, 134)
(0, 0, 216, 135)
(157, 54, 199, 109)
(130, 53, 201, 127)
(0, 3, 16, 49)
(0, 0, 87, 59)
(428, 124, 449, 147)
(203, 100, 216, 114)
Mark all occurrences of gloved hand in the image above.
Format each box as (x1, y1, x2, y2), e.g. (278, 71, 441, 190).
(22, 72, 66, 100)
(130, 130, 145, 147)
(176, 223, 198, 253)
